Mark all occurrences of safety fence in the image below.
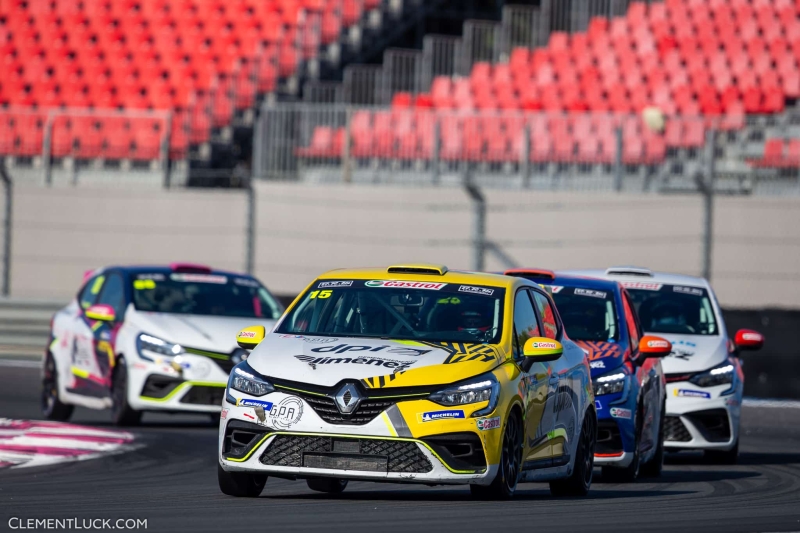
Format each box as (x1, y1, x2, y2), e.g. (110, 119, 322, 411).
(252, 103, 800, 194)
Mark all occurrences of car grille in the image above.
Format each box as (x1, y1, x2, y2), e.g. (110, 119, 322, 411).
(179, 385, 225, 405)
(288, 390, 396, 425)
(686, 409, 731, 443)
(260, 435, 433, 473)
(664, 416, 692, 442)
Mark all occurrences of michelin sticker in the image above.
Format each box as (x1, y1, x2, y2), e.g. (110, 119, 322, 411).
(418, 410, 465, 423)
(674, 389, 711, 399)
(477, 417, 501, 431)
(610, 407, 632, 419)
(236, 399, 274, 409)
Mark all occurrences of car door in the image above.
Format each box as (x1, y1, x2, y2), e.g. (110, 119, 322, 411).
(514, 288, 556, 465)
(531, 288, 577, 465)
(63, 272, 109, 398)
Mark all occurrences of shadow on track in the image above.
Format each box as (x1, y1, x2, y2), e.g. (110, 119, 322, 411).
(666, 451, 800, 467)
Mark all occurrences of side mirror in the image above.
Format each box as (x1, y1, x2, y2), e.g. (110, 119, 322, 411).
(236, 325, 266, 350)
(522, 337, 563, 363)
(85, 304, 116, 322)
(638, 335, 672, 358)
(735, 329, 764, 351)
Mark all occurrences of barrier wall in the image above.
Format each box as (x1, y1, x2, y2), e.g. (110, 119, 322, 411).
(3, 181, 800, 308)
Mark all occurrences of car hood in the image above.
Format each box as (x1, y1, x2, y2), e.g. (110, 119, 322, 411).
(246, 335, 503, 389)
(648, 332, 728, 374)
(130, 311, 277, 354)
(572, 340, 626, 377)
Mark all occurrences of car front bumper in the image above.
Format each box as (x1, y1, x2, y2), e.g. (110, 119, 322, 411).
(663, 382, 741, 451)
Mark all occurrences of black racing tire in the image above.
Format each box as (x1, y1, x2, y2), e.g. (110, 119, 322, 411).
(306, 477, 348, 494)
(218, 463, 267, 497)
(550, 410, 596, 497)
(602, 408, 641, 483)
(470, 411, 523, 500)
(42, 353, 74, 421)
(111, 359, 142, 427)
(705, 439, 739, 465)
(640, 400, 666, 478)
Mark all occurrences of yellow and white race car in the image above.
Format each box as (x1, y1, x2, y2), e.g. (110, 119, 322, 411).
(217, 264, 597, 499)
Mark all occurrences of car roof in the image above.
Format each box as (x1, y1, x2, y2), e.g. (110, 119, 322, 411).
(559, 268, 711, 289)
(103, 265, 256, 279)
(547, 274, 622, 293)
(316, 263, 525, 290)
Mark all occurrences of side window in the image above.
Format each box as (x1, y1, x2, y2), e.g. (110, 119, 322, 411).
(532, 290, 559, 340)
(622, 292, 641, 350)
(513, 289, 540, 357)
(78, 274, 105, 309)
(96, 273, 126, 319)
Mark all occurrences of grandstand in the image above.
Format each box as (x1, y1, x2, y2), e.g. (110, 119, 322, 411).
(1, 0, 799, 187)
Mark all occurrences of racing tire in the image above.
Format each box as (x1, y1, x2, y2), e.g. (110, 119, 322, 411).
(306, 478, 348, 494)
(470, 411, 523, 500)
(602, 407, 641, 483)
(705, 439, 739, 465)
(640, 400, 665, 478)
(550, 410, 596, 497)
(111, 359, 142, 427)
(217, 463, 267, 497)
(42, 353, 74, 421)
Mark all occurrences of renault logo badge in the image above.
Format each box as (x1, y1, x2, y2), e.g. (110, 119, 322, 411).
(334, 383, 361, 414)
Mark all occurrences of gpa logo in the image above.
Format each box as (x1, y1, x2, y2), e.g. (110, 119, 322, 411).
(477, 417, 501, 431)
(674, 389, 711, 399)
(418, 410, 465, 423)
(365, 280, 447, 290)
(610, 407, 632, 419)
(532, 341, 558, 349)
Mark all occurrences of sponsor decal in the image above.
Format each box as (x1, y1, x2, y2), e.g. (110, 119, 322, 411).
(477, 417, 501, 431)
(531, 341, 558, 349)
(742, 332, 762, 342)
(574, 340, 623, 362)
(458, 285, 495, 296)
(310, 344, 431, 356)
(673, 285, 704, 296)
(238, 331, 257, 338)
(621, 281, 662, 291)
(136, 273, 165, 281)
(595, 400, 602, 410)
(170, 273, 227, 284)
(574, 288, 607, 299)
(418, 410, 465, 423)
(610, 407, 632, 419)
(276, 334, 339, 343)
(590, 360, 605, 369)
(233, 278, 260, 288)
(318, 280, 353, 288)
(674, 389, 711, 399)
(365, 280, 447, 290)
(236, 399, 275, 409)
(242, 413, 255, 420)
(295, 355, 416, 371)
(647, 339, 670, 349)
(269, 397, 303, 429)
(550, 286, 563, 293)
(220, 409, 228, 420)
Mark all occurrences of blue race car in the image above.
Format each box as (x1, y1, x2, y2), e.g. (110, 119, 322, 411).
(504, 269, 671, 481)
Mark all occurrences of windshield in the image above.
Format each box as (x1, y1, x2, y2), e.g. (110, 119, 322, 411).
(624, 283, 718, 336)
(276, 279, 505, 344)
(131, 272, 284, 319)
(550, 285, 619, 342)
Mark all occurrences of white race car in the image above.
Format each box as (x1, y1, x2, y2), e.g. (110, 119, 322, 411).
(561, 267, 764, 463)
(42, 264, 284, 425)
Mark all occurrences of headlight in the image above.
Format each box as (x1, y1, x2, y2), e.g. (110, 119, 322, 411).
(429, 373, 499, 417)
(229, 363, 274, 397)
(137, 333, 184, 361)
(593, 371, 627, 396)
(689, 361, 735, 388)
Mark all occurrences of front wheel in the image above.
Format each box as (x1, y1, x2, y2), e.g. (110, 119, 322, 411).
(550, 410, 596, 497)
(218, 463, 267, 497)
(470, 411, 523, 500)
(602, 411, 641, 483)
(111, 359, 142, 427)
(307, 478, 348, 494)
(42, 353, 73, 421)
(640, 401, 665, 478)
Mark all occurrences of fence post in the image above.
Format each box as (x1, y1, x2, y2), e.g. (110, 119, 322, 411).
(162, 112, 172, 189)
(432, 119, 440, 185)
(245, 178, 255, 275)
(342, 107, 353, 183)
(522, 122, 531, 187)
(613, 124, 623, 192)
(42, 112, 54, 187)
(0, 162, 11, 296)
(698, 127, 717, 281)
(464, 181, 486, 272)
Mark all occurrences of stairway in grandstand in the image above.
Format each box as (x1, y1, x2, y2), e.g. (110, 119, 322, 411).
(287, 0, 800, 187)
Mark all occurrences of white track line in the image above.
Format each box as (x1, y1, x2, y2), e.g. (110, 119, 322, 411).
(743, 398, 800, 409)
(0, 359, 40, 369)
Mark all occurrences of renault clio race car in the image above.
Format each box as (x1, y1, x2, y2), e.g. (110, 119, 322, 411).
(505, 269, 671, 481)
(42, 263, 284, 425)
(218, 264, 597, 499)
(562, 267, 765, 463)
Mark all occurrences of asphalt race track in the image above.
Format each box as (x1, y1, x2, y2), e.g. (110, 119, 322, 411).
(2, 363, 800, 533)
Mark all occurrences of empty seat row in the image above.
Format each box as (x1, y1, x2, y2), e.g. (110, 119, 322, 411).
(747, 138, 800, 168)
